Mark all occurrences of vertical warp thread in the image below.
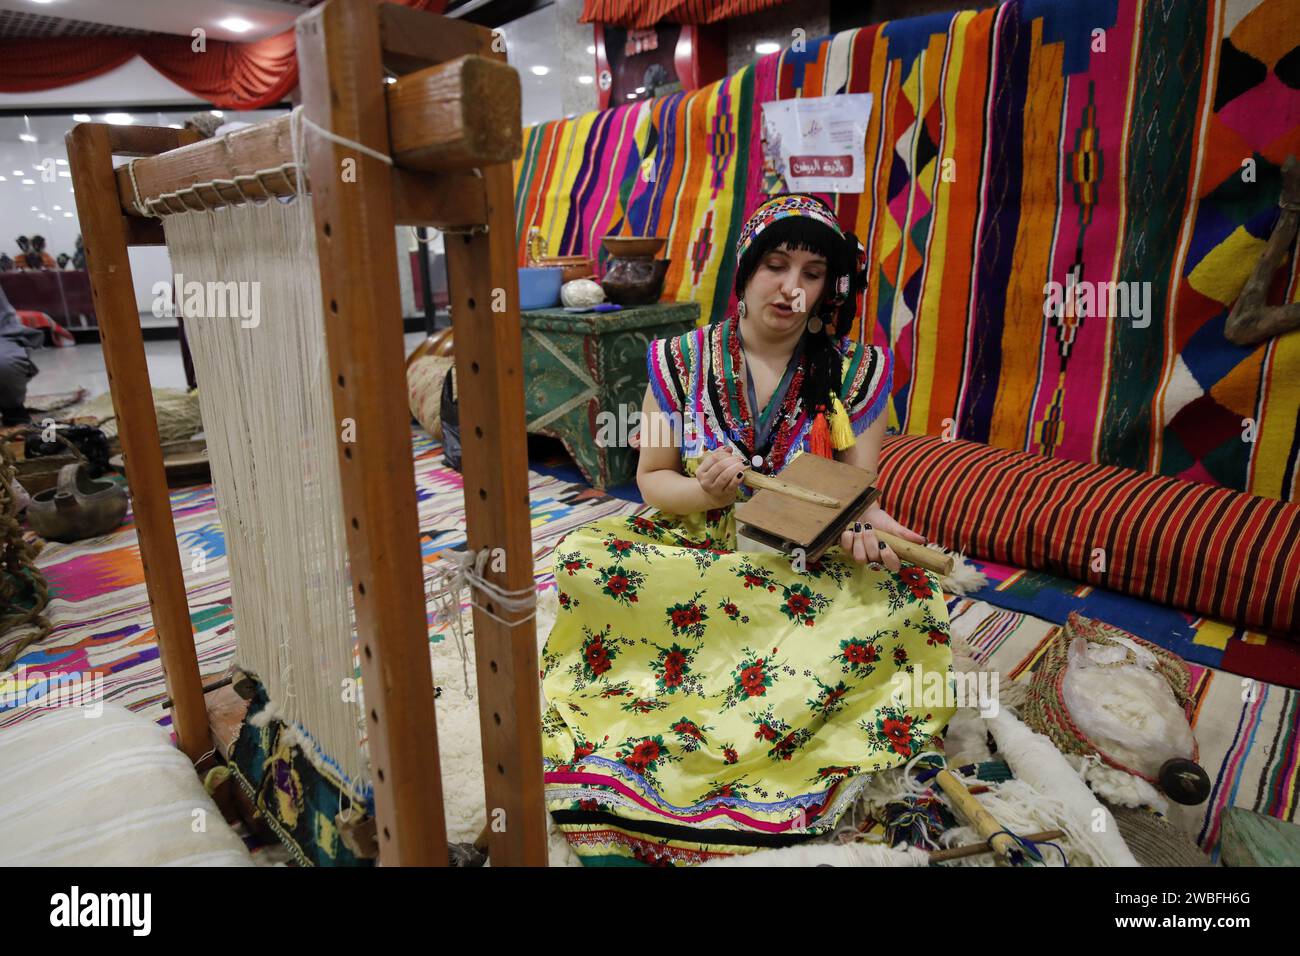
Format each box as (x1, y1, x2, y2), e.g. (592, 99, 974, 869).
(164, 194, 368, 800)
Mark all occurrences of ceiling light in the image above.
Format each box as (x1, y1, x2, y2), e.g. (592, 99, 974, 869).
(626, 93, 636, 99)
(218, 17, 253, 33)
(578, 75, 593, 85)
(56, 159, 67, 165)
(635, 86, 645, 93)
(72, 113, 91, 123)
(587, 45, 595, 55)
(22, 179, 35, 185)
(103, 112, 134, 125)
(755, 41, 780, 55)
(59, 171, 70, 178)
(52, 205, 61, 210)
(12, 170, 23, 176)
(0, 177, 6, 182)
(530, 65, 549, 76)
(19, 133, 36, 143)
(30, 206, 39, 212)
(210, 110, 224, 118)
(64, 212, 73, 218)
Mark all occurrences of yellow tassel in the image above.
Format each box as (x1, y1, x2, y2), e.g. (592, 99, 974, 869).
(830, 395, 856, 450)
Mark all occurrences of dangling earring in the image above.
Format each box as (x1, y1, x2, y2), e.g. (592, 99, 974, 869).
(807, 313, 823, 334)
(737, 300, 747, 320)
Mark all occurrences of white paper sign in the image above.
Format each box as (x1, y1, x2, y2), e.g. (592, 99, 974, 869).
(760, 93, 873, 194)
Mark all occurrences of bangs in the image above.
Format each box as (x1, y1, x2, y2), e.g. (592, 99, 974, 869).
(748, 215, 841, 265)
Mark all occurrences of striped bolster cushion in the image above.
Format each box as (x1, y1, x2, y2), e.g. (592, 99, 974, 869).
(877, 435, 1300, 635)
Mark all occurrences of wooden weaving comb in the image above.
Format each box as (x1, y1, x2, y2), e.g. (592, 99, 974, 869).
(734, 454, 954, 577)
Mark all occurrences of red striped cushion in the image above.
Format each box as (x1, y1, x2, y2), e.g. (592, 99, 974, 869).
(878, 435, 1300, 635)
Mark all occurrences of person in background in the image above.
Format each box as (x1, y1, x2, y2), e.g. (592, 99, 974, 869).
(28, 236, 57, 270)
(15, 236, 34, 270)
(0, 283, 42, 426)
(0, 253, 13, 272)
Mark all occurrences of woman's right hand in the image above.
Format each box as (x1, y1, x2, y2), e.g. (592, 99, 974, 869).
(694, 447, 749, 506)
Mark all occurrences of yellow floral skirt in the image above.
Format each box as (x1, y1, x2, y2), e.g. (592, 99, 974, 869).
(541, 505, 955, 866)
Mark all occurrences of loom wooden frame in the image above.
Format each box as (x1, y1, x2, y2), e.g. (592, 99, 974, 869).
(65, 0, 546, 867)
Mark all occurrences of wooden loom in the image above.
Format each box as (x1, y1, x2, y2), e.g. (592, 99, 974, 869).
(66, 0, 546, 866)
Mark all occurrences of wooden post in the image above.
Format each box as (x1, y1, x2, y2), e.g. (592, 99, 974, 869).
(377, 0, 547, 866)
(439, 22, 549, 870)
(296, 0, 447, 866)
(65, 123, 210, 763)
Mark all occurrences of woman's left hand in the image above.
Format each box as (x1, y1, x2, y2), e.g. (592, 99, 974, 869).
(838, 504, 925, 573)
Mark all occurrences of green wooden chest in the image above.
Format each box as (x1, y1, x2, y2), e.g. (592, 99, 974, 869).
(520, 302, 699, 489)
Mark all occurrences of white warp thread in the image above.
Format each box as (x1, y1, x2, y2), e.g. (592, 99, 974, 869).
(162, 194, 368, 797)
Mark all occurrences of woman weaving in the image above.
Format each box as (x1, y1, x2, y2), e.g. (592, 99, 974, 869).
(541, 195, 955, 865)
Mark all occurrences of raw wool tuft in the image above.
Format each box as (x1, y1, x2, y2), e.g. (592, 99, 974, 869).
(934, 545, 987, 595)
(163, 194, 367, 794)
(1068, 753, 1169, 815)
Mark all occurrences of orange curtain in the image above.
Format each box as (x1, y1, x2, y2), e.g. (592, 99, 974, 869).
(580, 0, 791, 28)
(0, 0, 448, 111)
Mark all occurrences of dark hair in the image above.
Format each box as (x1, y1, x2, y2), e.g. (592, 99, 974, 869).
(732, 205, 864, 420)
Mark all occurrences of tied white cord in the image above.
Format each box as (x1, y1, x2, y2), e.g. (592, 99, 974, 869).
(293, 105, 394, 166)
(426, 548, 538, 701)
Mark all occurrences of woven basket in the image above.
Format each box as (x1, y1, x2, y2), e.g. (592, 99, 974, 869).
(1022, 612, 1197, 785)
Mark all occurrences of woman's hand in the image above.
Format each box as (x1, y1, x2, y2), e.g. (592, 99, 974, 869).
(694, 447, 749, 507)
(839, 503, 926, 573)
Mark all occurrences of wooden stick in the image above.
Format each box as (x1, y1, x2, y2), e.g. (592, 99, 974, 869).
(65, 122, 211, 765)
(742, 469, 841, 508)
(933, 768, 1020, 862)
(297, 0, 447, 867)
(1225, 155, 1300, 345)
(928, 829, 1064, 863)
(874, 530, 955, 577)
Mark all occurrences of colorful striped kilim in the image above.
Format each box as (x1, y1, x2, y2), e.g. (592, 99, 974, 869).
(513, 0, 1300, 501)
(0, 434, 641, 738)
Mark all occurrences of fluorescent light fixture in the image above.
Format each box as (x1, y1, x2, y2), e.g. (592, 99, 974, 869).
(0, 177, 6, 182)
(19, 133, 36, 143)
(103, 112, 134, 125)
(209, 110, 224, 118)
(30, 206, 39, 212)
(56, 159, 67, 165)
(64, 212, 73, 218)
(72, 113, 91, 123)
(59, 171, 70, 178)
(219, 17, 253, 33)
(22, 179, 35, 185)
(578, 75, 593, 85)
(755, 41, 780, 54)
(530, 65, 549, 76)
(52, 205, 61, 210)
(12, 170, 23, 176)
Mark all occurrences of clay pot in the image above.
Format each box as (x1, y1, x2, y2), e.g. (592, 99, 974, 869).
(601, 257, 671, 306)
(27, 462, 128, 542)
(603, 236, 666, 259)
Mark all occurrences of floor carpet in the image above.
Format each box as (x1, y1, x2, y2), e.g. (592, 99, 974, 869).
(4, 431, 1296, 863)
